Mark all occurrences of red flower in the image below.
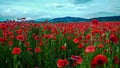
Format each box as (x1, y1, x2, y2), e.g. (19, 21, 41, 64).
(0, 37, 7, 42)
(105, 40, 110, 44)
(34, 47, 41, 53)
(91, 19, 99, 25)
(73, 38, 79, 44)
(114, 55, 120, 64)
(16, 29, 23, 34)
(57, 59, 69, 68)
(71, 55, 83, 65)
(78, 43, 84, 49)
(16, 34, 25, 41)
(67, 36, 71, 40)
(27, 48, 32, 51)
(34, 35, 39, 40)
(91, 54, 108, 68)
(10, 35, 15, 39)
(110, 34, 119, 44)
(103, 50, 107, 53)
(8, 40, 13, 46)
(12, 47, 21, 55)
(44, 34, 53, 39)
(85, 46, 95, 53)
(39, 41, 43, 46)
(86, 34, 91, 39)
(24, 42, 30, 47)
(8, 31, 14, 35)
(97, 44, 104, 48)
(60, 45, 66, 50)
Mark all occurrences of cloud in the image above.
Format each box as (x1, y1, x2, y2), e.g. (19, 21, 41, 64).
(49, 3, 77, 7)
(52, 3, 65, 8)
(46, 3, 66, 9)
(56, 5, 64, 8)
(75, 6, 88, 10)
(0, 6, 52, 19)
(71, 0, 93, 4)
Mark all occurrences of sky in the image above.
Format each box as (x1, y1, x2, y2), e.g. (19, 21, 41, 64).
(0, 0, 120, 20)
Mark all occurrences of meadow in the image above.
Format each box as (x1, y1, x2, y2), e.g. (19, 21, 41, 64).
(0, 20, 120, 68)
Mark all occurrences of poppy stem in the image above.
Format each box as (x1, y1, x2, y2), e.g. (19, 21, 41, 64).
(13, 55, 17, 68)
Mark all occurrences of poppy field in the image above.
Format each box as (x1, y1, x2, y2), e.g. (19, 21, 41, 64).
(0, 20, 120, 68)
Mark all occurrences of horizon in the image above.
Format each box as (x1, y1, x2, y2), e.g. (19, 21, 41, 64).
(0, 0, 120, 21)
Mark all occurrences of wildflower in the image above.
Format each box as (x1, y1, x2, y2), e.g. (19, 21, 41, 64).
(8, 40, 13, 46)
(27, 48, 32, 51)
(91, 54, 108, 68)
(78, 43, 84, 49)
(34, 47, 41, 53)
(60, 45, 66, 50)
(114, 55, 120, 64)
(91, 19, 99, 25)
(71, 55, 83, 65)
(57, 59, 69, 68)
(110, 34, 119, 44)
(85, 46, 95, 53)
(16, 29, 23, 34)
(73, 38, 79, 44)
(86, 34, 91, 39)
(16, 34, 25, 41)
(24, 42, 30, 47)
(97, 44, 104, 48)
(12, 47, 21, 55)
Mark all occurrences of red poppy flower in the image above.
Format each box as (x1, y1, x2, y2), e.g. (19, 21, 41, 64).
(34, 47, 41, 53)
(111, 28, 117, 33)
(67, 36, 71, 40)
(91, 54, 108, 68)
(44, 34, 53, 39)
(97, 44, 104, 48)
(91, 19, 99, 25)
(105, 40, 110, 44)
(8, 40, 13, 46)
(110, 34, 119, 44)
(24, 42, 30, 47)
(60, 45, 66, 50)
(10, 35, 15, 39)
(34, 35, 39, 40)
(27, 48, 32, 51)
(78, 43, 84, 49)
(16, 29, 23, 34)
(71, 55, 83, 65)
(12, 47, 21, 55)
(85, 46, 95, 53)
(0, 37, 7, 42)
(73, 38, 79, 44)
(86, 34, 91, 39)
(39, 41, 43, 46)
(16, 34, 25, 41)
(57, 59, 69, 68)
(8, 31, 14, 35)
(114, 55, 120, 64)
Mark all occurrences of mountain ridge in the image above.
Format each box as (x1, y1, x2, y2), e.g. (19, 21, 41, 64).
(1, 16, 120, 22)
(48, 16, 120, 23)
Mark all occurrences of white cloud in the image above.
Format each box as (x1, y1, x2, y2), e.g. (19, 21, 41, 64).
(46, 3, 76, 8)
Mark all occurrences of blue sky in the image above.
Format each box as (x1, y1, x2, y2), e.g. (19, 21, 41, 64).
(0, 0, 120, 20)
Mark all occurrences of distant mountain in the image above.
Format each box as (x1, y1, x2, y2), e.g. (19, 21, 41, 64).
(46, 16, 120, 23)
(90, 16, 120, 21)
(48, 16, 88, 22)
